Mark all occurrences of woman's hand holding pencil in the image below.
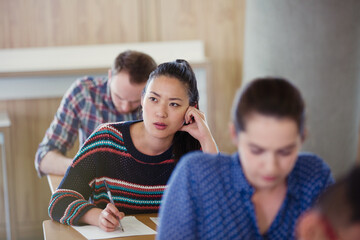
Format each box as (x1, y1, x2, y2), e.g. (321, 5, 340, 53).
(98, 181, 125, 232)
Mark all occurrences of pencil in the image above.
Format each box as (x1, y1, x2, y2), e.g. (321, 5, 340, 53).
(104, 181, 124, 232)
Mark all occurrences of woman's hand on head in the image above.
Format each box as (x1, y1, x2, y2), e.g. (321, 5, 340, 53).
(180, 106, 218, 153)
(98, 203, 125, 232)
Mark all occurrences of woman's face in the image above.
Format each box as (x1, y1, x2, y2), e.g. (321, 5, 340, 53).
(233, 113, 302, 191)
(142, 75, 190, 140)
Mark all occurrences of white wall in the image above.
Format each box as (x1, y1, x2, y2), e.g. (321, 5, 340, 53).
(243, 0, 360, 177)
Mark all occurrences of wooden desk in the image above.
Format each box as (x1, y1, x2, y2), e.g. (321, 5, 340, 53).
(43, 214, 157, 240)
(47, 174, 64, 194)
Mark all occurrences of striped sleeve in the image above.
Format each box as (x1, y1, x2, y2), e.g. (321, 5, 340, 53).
(47, 124, 112, 225)
(48, 189, 96, 225)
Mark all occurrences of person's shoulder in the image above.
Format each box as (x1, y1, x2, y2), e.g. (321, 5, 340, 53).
(85, 122, 126, 144)
(96, 120, 128, 131)
(291, 152, 332, 186)
(67, 76, 105, 94)
(74, 76, 106, 89)
(179, 151, 233, 172)
(96, 120, 139, 135)
(295, 153, 330, 173)
(173, 152, 234, 185)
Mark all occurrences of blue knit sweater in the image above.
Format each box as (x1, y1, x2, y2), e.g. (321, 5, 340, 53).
(157, 151, 334, 240)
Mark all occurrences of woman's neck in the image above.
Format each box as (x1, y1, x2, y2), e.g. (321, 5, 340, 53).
(252, 183, 287, 235)
(130, 121, 174, 156)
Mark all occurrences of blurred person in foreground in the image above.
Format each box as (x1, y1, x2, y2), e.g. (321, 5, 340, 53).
(157, 78, 334, 240)
(297, 166, 360, 240)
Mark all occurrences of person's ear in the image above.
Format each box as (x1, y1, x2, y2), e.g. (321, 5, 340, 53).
(228, 122, 239, 146)
(296, 210, 325, 240)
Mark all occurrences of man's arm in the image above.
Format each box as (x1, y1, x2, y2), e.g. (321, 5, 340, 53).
(39, 150, 73, 175)
(35, 79, 84, 177)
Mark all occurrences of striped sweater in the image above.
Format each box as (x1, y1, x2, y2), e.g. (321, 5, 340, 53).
(48, 120, 177, 226)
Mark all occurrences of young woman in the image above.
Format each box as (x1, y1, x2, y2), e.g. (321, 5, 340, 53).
(157, 78, 334, 240)
(48, 59, 218, 232)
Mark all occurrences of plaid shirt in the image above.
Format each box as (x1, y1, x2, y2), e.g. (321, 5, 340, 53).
(35, 76, 140, 177)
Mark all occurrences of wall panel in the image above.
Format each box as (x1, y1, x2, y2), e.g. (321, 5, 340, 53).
(157, 0, 245, 152)
(0, 0, 142, 48)
(0, 99, 60, 239)
(139, 0, 161, 41)
(158, 0, 205, 40)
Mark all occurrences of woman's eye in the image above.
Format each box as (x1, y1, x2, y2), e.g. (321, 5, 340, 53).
(250, 148, 264, 155)
(170, 103, 179, 107)
(149, 97, 157, 102)
(278, 150, 292, 157)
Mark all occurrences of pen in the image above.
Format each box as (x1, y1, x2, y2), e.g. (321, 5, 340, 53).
(104, 181, 124, 232)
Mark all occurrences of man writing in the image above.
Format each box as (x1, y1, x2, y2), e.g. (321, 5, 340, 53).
(35, 50, 156, 177)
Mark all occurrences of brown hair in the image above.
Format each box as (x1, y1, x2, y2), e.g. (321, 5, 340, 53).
(315, 166, 360, 228)
(232, 77, 305, 135)
(112, 50, 157, 84)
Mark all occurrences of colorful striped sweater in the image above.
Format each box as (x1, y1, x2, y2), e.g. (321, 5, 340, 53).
(48, 120, 177, 226)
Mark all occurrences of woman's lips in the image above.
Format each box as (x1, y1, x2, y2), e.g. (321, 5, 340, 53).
(154, 122, 167, 130)
(262, 176, 277, 182)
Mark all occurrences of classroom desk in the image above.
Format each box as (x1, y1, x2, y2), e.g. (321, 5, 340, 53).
(43, 213, 158, 240)
(45, 176, 158, 239)
(47, 174, 64, 194)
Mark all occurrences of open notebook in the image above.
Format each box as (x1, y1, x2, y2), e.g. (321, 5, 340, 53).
(72, 216, 156, 239)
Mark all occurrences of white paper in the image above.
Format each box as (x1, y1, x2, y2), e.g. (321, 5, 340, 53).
(150, 217, 159, 226)
(72, 216, 157, 239)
